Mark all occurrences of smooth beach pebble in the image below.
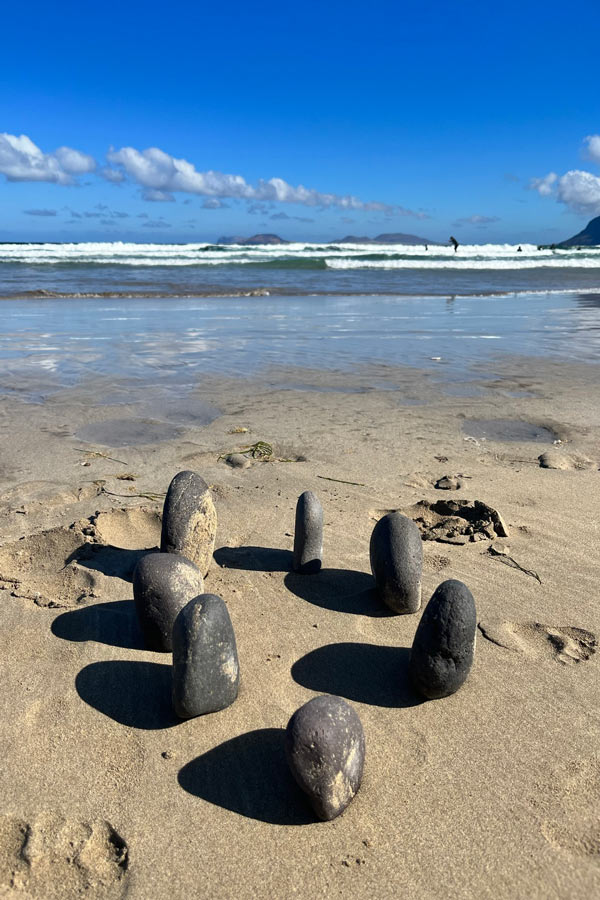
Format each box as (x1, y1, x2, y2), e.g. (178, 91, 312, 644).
(285, 694, 365, 821)
(435, 475, 463, 490)
(172, 593, 240, 718)
(409, 578, 477, 700)
(133, 553, 204, 651)
(161, 470, 217, 577)
(369, 512, 423, 613)
(293, 490, 323, 574)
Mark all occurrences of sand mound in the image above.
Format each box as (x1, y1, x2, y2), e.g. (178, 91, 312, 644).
(0, 507, 160, 608)
(402, 498, 509, 544)
(90, 507, 161, 550)
(0, 522, 103, 608)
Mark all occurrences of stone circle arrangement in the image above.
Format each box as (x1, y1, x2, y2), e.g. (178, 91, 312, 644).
(131, 471, 477, 822)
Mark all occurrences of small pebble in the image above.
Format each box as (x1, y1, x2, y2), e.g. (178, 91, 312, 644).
(172, 593, 239, 718)
(293, 490, 323, 574)
(369, 512, 423, 613)
(435, 475, 463, 490)
(161, 470, 217, 577)
(133, 553, 204, 651)
(285, 694, 365, 821)
(409, 578, 477, 699)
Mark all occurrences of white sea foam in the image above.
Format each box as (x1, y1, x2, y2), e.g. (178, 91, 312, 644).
(2, 240, 600, 268)
(325, 257, 600, 270)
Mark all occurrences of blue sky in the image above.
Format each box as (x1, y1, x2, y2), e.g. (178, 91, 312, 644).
(1, 0, 599, 244)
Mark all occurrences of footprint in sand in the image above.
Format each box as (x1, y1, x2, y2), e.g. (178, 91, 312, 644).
(536, 759, 600, 865)
(478, 620, 597, 665)
(0, 814, 128, 898)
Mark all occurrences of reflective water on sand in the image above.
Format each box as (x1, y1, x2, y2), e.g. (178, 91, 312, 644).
(0, 291, 598, 405)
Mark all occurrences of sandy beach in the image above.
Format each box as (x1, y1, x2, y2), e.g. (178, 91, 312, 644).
(0, 354, 599, 898)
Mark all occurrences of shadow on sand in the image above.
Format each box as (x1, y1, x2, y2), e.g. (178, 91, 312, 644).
(285, 568, 393, 617)
(76, 660, 178, 730)
(52, 599, 145, 650)
(213, 545, 293, 572)
(291, 642, 422, 708)
(65, 543, 155, 582)
(178, 728, 313, 825)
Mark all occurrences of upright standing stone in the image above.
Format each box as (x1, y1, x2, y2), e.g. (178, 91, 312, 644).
(161, 470, 217, 577)
(172, 593, 240, 718)
(285, 695, 365, 821)
(410, 578, 477, 700)
(293, 491, 323, 574)
(133, 553, 204, 651)
(369, 512, 423, 613)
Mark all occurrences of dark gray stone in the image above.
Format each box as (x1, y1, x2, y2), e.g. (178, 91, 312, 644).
(172, 593, 240, 718)
(133, 553, 204, 651)
(161, 470, 217, 577)
(285, 694, 365, 821)
(409, 578, 477, 699)
(369, 512, 423, 613)
(293, 491, 323, 574)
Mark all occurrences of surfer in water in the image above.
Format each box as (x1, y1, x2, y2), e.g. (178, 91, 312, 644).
(449, 236, 459, 252)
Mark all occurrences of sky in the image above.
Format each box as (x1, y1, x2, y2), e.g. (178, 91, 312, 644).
(1, 0, 600, 244)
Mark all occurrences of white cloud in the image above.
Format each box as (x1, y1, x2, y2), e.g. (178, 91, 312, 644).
(202, 198, 228, 209)
(105, 144, 425, 216)
(531, 134, 600, 217)
(100, 166, 125, 184)
(0, 133, 95, 184)
(142, 188, 175, 202)
(453, 214, 500, 227)
(584, 135, 600, 165)
(556, 170, 600, 216)
(530, 172, 557, 196)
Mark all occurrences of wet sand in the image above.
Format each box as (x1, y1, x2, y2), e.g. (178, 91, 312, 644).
(0, 357, 599, 898)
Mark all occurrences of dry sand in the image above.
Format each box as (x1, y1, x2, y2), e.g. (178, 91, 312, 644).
(0, 358, 599, 899)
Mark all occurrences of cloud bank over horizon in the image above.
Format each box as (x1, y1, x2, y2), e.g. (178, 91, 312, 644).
(0, 132, 426, 219)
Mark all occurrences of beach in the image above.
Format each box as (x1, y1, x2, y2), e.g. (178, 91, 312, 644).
(1, 324, 599, 897)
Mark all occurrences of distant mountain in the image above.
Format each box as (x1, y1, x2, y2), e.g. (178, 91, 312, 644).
(336, 232, 438, 245)
(558, 216, 600, 248)
(217, 233, 288, 245)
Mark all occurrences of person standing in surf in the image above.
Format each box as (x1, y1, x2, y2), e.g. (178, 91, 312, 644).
(449, 236, 459, 252)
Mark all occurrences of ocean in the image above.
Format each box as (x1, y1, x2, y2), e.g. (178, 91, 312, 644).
(2, 240, 600, 299)
(1, 241, 599, 407)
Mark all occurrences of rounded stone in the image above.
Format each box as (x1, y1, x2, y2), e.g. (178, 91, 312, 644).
(435, 475, 463, 490)
(369, 512, 423, 613)
(161, 470, 217, 577)
(172, 593, 240, 718)
(285, 694, 365, 821)
(132, 553, 204, 651)
(293, 490, 323, 574)
(409, 578, 477, 699)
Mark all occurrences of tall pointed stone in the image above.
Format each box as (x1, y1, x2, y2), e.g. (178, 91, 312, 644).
(161, 470, 217, 577)
(293, 490, 323, 574)
(369, 512, 422, 613)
